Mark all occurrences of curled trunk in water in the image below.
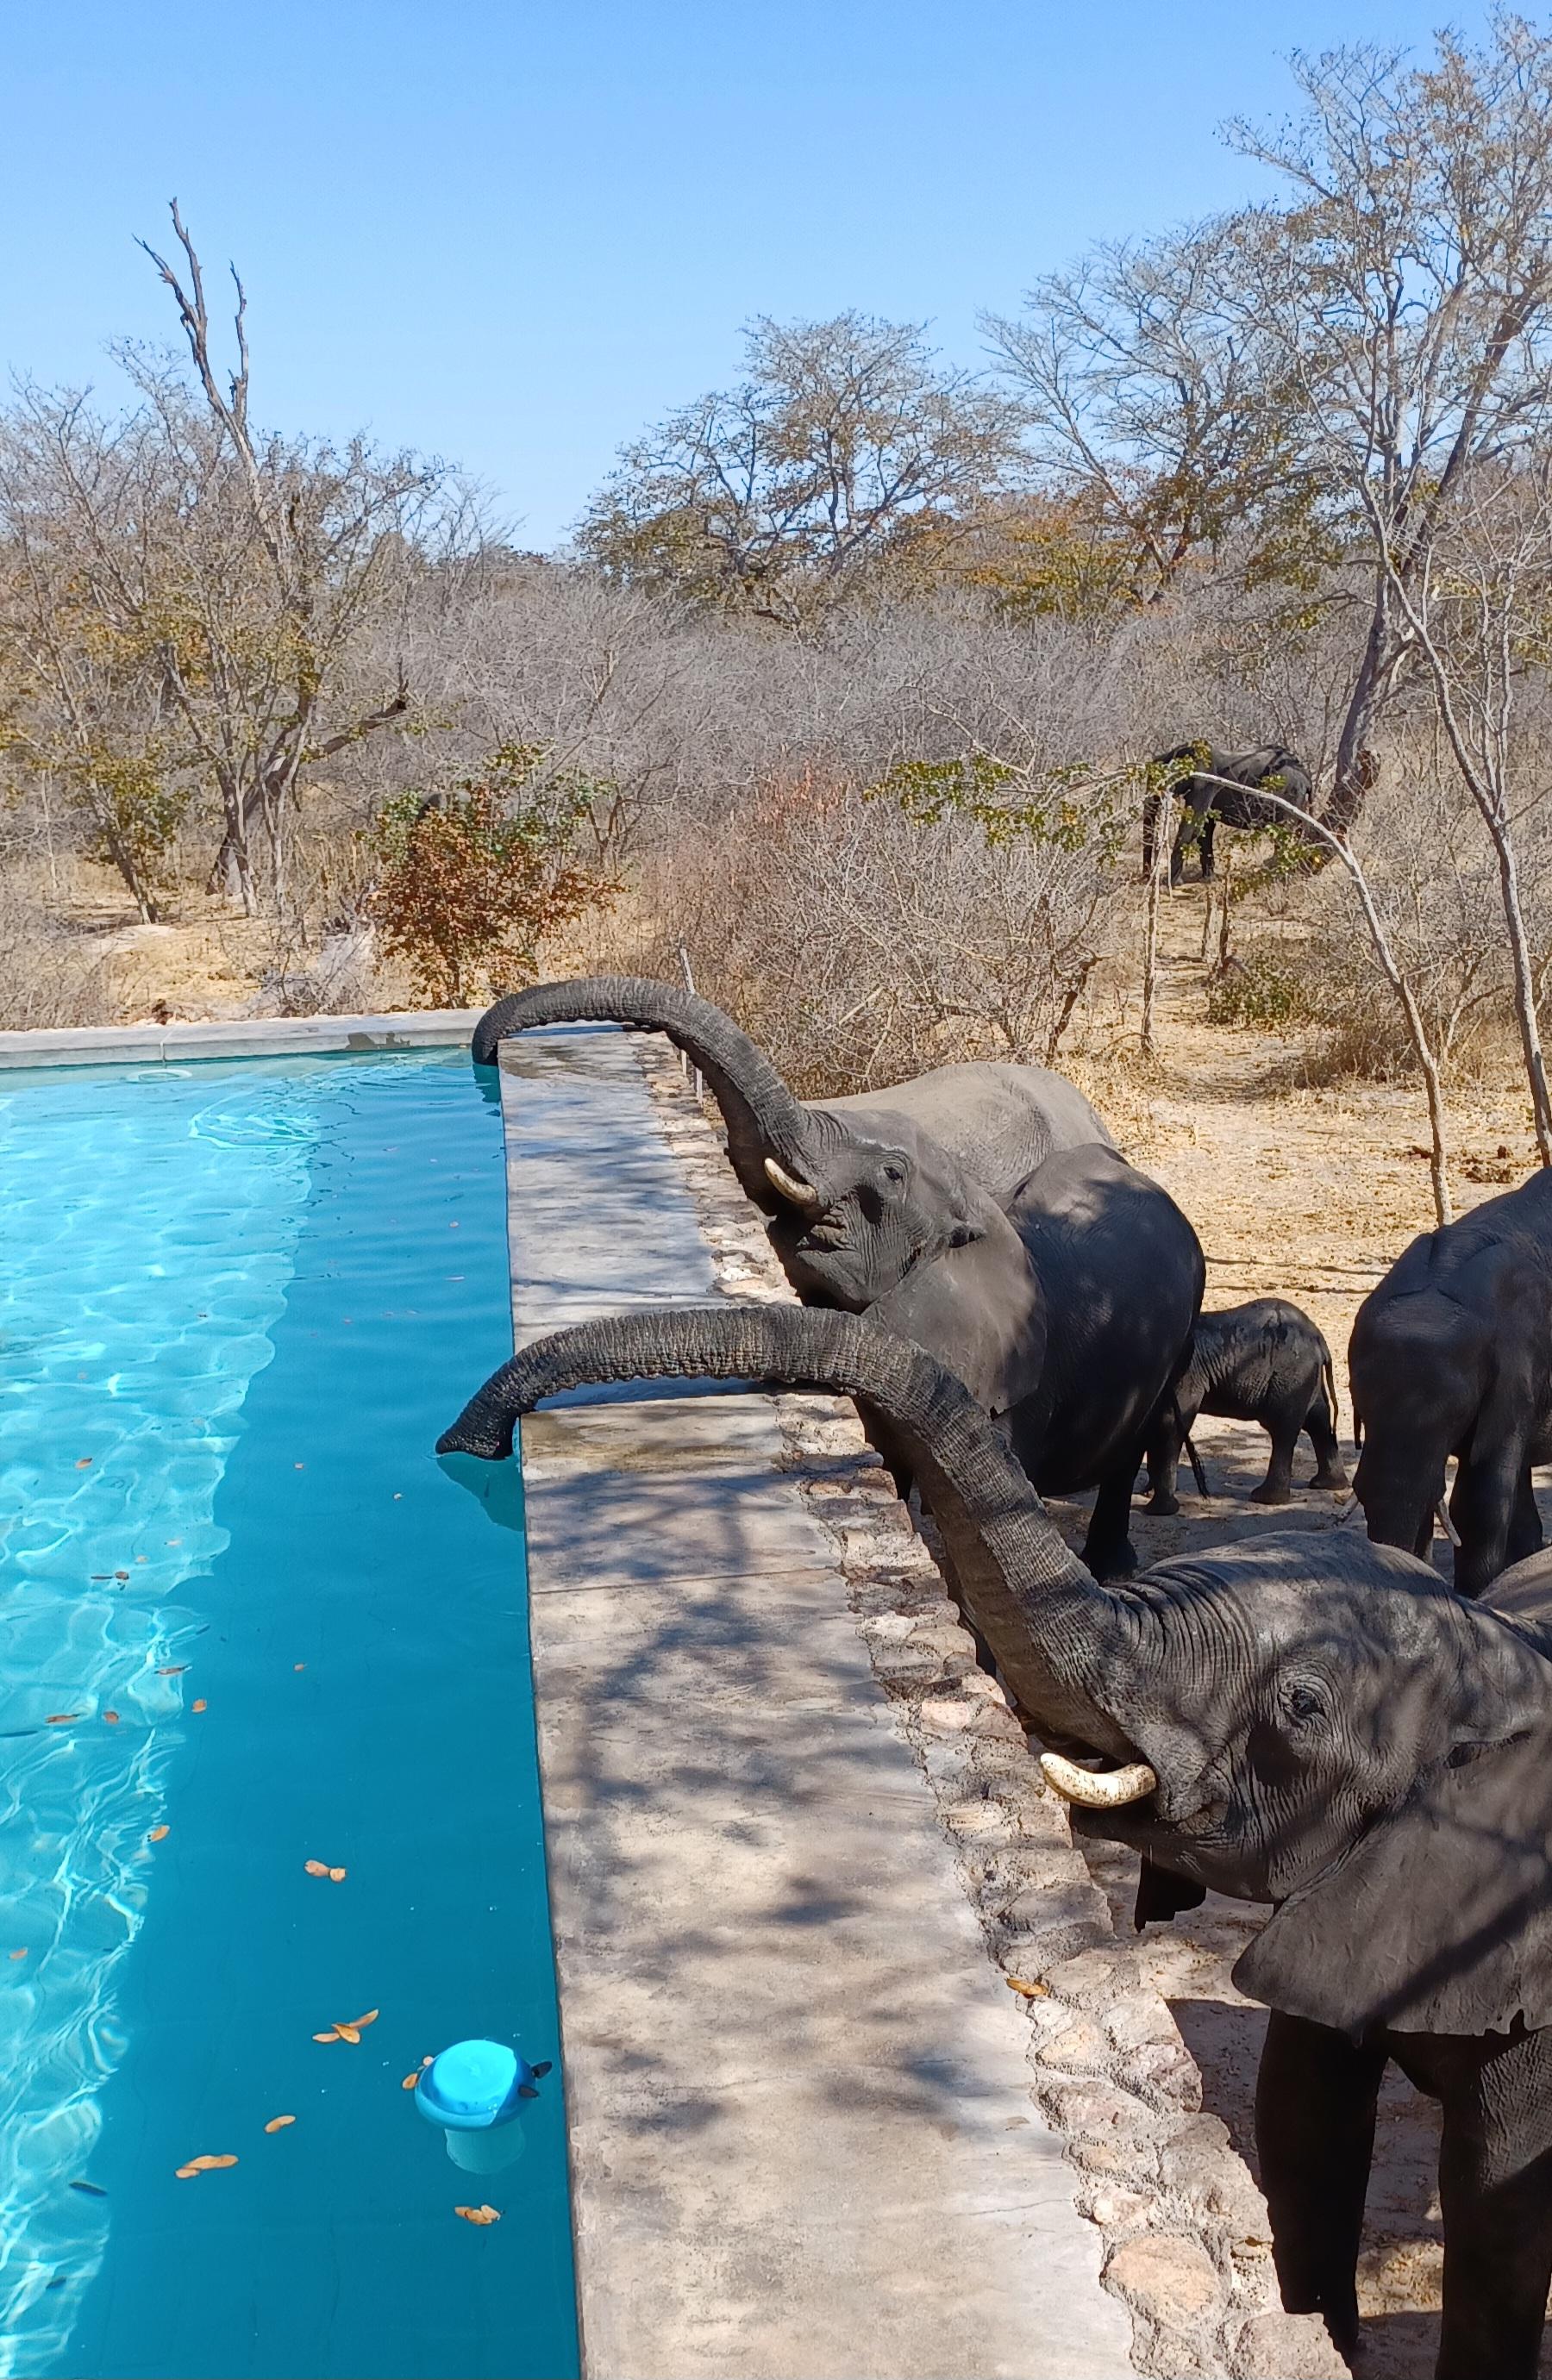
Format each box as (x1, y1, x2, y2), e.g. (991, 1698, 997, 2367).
(471, 977, 814, 1209)
(436, 1301, 1141, 1754)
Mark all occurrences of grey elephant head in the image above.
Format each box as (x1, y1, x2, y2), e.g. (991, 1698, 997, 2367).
(471, 978, 996, 1307)
(439, 1302, 1552, 2040)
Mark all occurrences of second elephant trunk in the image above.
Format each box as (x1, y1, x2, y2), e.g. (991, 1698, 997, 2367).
(437, 1302, 1144, 1757)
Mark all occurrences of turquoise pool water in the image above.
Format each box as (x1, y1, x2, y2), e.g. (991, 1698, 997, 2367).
(0, 1052, 578, 2380)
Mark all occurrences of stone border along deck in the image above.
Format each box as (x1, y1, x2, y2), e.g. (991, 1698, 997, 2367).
(625, 1034, 1350, 2380)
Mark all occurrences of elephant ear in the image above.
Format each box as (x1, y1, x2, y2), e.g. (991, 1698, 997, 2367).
(869, 1220, 1044, 1417)
(1234, 1727, 1552, 2038)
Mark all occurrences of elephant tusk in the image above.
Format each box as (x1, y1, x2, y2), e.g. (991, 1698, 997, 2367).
(764, 1157, 821, 1209)
(1040, 1752, 1158, 1808)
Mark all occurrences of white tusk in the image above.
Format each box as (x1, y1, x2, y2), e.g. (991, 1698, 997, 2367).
(1040, 1752, 1158, 1808)
(764, 1157, 821, 1209)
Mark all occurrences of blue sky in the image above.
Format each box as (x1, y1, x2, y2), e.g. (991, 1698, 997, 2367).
(2, 0, 1497, 547)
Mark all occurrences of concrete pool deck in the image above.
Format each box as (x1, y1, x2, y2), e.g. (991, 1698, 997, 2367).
(502, 1024, 1136, 2380)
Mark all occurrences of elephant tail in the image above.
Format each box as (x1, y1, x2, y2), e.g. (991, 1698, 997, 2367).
(1183, 1428, 1210, 1498)
(1323, 1351, 1340, 1434)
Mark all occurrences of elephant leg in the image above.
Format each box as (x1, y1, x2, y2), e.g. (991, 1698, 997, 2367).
(1250, 1402, 1302, 1505)
(1140, 792, 1159, 880)
(1198, 810, 1217, 882)
(1506, 1465, 1544, 1567)
(1171, 786, 1211, 884)
(1143, 1399, 1192, 1518)
(1449, 1444, 1526, 1598)
(1081, 1456, 1141, 1580)
(1303, 1384, 1349, 1490)
(1255, 2011, 1386, 2358)
(1435, 2038, 1552, 2380)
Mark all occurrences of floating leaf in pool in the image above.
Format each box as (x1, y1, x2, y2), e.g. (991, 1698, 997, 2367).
(75, 1459, 92, 1469)
(191, 1699, 207, 1714)
(149, 1826, 170, 1843)
(293, 1663, 305, 1671)
(103, 1712, 120, 1726)
(312, 2031, 342, 2044)
(344, 2008, 379, 2030)
(454, 2204, 500, 2226)
(156, 1665, 187, 1676)
(329, 1866, 347, 1883)
(114, 1571, 128, 1581)
(401, 2072, 420, 2090)
(176, 2154, 238, 2176)
(45, 1715, 78, 1726)
(174, 2166, 201, 2179)
(9, 1948, 27, 1960)
(304, 1860, 329, 1877)
(263, 2116, 295, 2133)
(91, 1574, 111, 1581)
(68, 2181, 107, 2197)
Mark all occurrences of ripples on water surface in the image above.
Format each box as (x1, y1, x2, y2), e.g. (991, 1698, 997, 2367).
(0, 1053, 577, 2380)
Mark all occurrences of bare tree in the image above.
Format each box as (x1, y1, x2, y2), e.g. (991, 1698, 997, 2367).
(1205, 774, 1455, 1223)
(1230, 16, 1552, 836)
(577, 315, 1025, 626)
(986, 219, 1317, 609)
(1372, 449, 1552, 1162)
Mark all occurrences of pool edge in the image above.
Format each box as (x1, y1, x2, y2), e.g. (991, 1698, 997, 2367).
(0, 1010, 482, 1071)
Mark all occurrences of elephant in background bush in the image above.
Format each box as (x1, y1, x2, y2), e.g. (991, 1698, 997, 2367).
(1352, 1165, 1552, 1596)
(442, 1302, 1552, 2380)
(1142, 743, 1314, 884)
(1145, 1296, 1348, 1513)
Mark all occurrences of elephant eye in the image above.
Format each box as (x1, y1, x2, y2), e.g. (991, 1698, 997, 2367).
(1283, 1683, 1327, 1725)
(880, 1163, 906, 1188)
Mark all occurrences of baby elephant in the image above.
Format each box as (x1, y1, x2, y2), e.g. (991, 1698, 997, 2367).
(1147, 1297, 1349, 1514)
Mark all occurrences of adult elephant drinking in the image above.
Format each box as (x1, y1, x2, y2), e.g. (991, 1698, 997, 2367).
(1142, 743, 1314, 884)
(442, 1304, 1552, 2380)
(1351, 1165, 1552, 1596)
(471, 978, 1112, 1301)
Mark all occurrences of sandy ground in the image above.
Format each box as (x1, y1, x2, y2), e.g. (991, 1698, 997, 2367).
(1040, 906, 1551, 2377)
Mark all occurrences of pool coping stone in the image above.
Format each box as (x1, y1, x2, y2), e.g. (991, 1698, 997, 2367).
(0, 1008, 482, 1069)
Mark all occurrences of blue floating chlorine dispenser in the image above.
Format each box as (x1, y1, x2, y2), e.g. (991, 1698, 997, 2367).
(415, 2039, 553, 2174)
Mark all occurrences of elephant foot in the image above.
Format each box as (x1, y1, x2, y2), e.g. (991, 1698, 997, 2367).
(1146, 1493, 1180, 1518)
(1249, 1481, 1292, 1506)
(1309, 1468, 1350, 1491)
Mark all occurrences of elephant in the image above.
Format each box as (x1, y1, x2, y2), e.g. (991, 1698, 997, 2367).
(1144, 1297, 1348, 1515)
(470, 979, 1112, 1308)
(844, 1142, 1204, 1579)
(1142, 743, 1314, 884)
(440, 1302, 1552, 2380)
(1351, 1165, 1552, 1598)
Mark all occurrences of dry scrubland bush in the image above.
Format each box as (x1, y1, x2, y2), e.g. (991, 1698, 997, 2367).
(0, 876, 114, 1030)
(594, 776, 1128, 1098)
(1204, 743, 1552, 1088)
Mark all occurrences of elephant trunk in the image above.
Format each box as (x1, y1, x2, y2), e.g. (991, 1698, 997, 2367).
(437, 1303, 1142, 1757)
(471, 978, 813, 1210)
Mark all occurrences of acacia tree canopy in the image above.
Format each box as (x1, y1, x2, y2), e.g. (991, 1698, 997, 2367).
(576, 313, 1026, 624)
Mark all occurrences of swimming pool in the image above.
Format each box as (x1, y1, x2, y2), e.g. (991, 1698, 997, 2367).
(0, 1051, 578, 2380)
